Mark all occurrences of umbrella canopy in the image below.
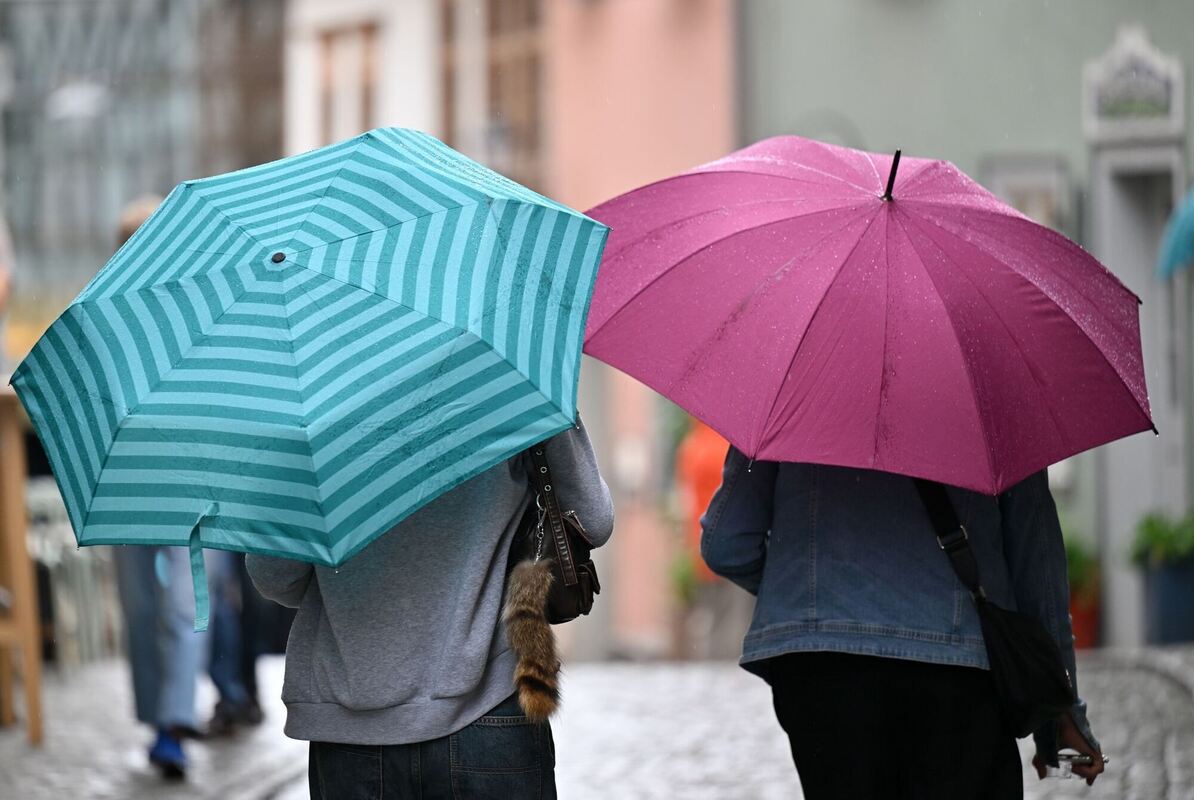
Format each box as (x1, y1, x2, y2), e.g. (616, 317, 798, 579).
(1158, 185, 1194, 279)
(15, 127, 607, 572)
(584, 136, 1152, 495)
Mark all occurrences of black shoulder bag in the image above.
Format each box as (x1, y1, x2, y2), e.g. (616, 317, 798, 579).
(512, 444, 601, 623)
(914, 478, 1075, 738)
(504, 443, 603, 720)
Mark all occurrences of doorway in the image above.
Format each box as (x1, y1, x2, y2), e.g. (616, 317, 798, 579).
(1089, 146, 1187, 647)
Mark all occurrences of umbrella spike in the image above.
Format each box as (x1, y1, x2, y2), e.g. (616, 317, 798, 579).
(882, 149, 902, 201)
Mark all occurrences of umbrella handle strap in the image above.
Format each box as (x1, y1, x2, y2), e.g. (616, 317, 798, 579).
(187, 511, 213, 635)
(189, 527, 210, 633)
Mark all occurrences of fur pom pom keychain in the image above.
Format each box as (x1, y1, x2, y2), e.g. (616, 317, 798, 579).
(502, 443, 601, 721)
(503, 558, 561, 721)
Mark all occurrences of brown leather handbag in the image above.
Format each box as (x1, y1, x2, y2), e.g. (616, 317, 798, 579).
(511, 443, 600, 624)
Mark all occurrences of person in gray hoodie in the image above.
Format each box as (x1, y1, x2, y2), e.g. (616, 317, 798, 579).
(247, 421, 613, 799)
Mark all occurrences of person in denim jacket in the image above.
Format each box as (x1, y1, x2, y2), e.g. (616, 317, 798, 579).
(701, 448, 1105, 799)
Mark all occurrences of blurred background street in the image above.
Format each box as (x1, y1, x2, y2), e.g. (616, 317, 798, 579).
(2, 648, 1193, 799)
(1, 0, 1194, 796)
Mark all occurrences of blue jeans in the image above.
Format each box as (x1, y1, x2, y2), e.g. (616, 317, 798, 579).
(112, 545, 208, 730)
(207, 550, 250, 706)
(308, 694, 556, 800)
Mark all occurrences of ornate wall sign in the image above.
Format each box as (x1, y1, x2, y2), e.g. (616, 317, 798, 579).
(1083, 25, 1185, 144)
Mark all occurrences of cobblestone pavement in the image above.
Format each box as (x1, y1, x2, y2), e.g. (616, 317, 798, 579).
(0, 656, 306, 800)
(553, 662, 801, 800)
(1022, 649, 1194, 800)
(271, 661, 801, 800)
(3, 649, 1193, 798)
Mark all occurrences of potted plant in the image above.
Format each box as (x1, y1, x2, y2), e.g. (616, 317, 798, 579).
(1064, 532, 1100, 649)
(1131, 512, 1194, 644)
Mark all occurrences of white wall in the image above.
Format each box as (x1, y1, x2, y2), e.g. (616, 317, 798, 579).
(284, 0, 441, 155)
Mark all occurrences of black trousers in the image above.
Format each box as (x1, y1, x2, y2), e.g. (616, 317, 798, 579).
(768, 652, 1022, 800)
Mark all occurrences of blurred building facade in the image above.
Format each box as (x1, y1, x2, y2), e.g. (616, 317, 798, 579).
(739, 0, 1194, 647)
(3, 0, 1184, 662)
(0, 0, 284, 362)
(0, 0, 286, 665)
(283, 0, 735, 658)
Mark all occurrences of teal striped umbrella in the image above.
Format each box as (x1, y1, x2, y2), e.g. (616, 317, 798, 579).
(1158, 186, 1194, 278)
(13, 128, 608, 628)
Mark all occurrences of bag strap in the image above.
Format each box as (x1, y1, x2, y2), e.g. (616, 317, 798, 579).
(912, 478, 987, 601)
(527, 444, 579, 587)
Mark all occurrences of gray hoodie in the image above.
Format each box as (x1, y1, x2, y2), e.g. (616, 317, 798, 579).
(246, 422, 613, 745)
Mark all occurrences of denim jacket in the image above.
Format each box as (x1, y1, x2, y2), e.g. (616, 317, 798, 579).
(700, 448, 1095, 753)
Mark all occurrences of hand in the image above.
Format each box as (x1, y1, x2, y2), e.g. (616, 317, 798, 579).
(1032, 712, 1105, 786)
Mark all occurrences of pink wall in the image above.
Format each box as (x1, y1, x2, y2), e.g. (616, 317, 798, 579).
(544, 0, 735, 211)
(543, 0, 735, 655)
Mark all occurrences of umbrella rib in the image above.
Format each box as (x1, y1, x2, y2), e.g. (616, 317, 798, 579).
(279, 133, 371, 255)
(183, 182, 268, 251)
(871, 212, 894, 469)
(587, 204, 864, 342)
(277, 275, 331, 547)
(887, 213, 999, 488)
(883, 160, 942, 197)
(480, 199, 572, 416)
(586, 163, 864, 230)
(751, 211, 883, 452)
(705, 159, 873, 194)
(91, 187, 264, 302)
(861, 152, 885, 189)
(904, 201, 1153, 427)
(810, 138, 895, 191)
(898, 212, 1077, 486)
(286, 200, 591, 419)
(903, 198, 1140, 302)
(289, 264, 435, 331)
(60, 268, 254, 469)
(599, 196, 864, 263)
(117, 278, 257, 421)
(298, 200, 575, 426)
(281, 269, 383, 539)
(909, 199, 1126, 307)
(78, 271, 260, 535)
(291, 258, 564, 417)
(287, 199, 487, 258)
(723, 139, 873, 188)
(178, 247, 249, 258)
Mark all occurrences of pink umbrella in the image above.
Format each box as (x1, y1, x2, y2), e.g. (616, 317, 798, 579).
(583, 136, 1153, 494)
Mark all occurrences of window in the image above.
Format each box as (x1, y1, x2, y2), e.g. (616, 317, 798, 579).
(485, 0, 542, 188)
(440, 0, 542, 189)
(318, 22, 379, 146)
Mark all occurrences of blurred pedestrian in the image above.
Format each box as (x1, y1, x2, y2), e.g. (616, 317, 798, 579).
(112, 545, 206, 778)
(108, 196, 208, 779)
(247, 422, 613, 799)
(677, 418, 726, 585)
(701, 452, 1105, 799)
(205, 551, 262, 735)
(675, 417, 751, 658)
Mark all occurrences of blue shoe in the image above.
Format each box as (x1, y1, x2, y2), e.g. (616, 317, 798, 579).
(148, 730, 187, 780)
